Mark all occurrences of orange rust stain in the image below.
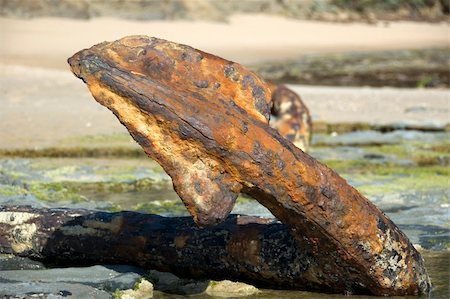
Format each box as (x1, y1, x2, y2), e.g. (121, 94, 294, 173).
(227, 227, 261, 266)
(174, 235, 190, 248)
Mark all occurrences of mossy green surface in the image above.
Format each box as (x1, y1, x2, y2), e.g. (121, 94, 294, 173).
(0, 185, 28, 197)
(133, 199, 188, 216)
(27, 182, 87, 203)
(112, 289, 123, 299)
(0, 157, 170, 205)
(0, 147, 146, 159)
(323, 159, 449, 196)
(0, 132, 145, 159)
(362, 142, 450, 166)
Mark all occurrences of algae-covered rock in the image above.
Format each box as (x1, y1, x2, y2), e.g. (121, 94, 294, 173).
(115, 279, 153, 299)
(205, 280, 260, 297)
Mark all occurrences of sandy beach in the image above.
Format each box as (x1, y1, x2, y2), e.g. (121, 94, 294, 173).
(0, 14, 448, 149)
(0, 14, 448, 69)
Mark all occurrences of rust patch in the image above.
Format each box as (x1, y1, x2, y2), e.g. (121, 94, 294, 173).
(174, 235, 190, 248)
(84, 215, 124, 235)
(270, 85, 312, 151)
(227, 226, 261, 266)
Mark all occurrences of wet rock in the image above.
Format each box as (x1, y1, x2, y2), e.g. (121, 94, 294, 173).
(0, 265, 144, 292)
(0, 282, 111, 299)
(146, 270, 180, 290)
(147, 269, 208, 294)
(0, 254, 45, 270)
(115, 279, 153, 299)
(177, 281, 210, 295)
(313, 130, 448, 146)
(205, 280, 260, 297)
(376, 121, 448, 132)
(363, 153, 386, 160)
(0, 194, 49, 208)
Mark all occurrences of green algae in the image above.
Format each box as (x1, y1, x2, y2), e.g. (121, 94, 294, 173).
(0, 181, 87, 203)
(27, 157, 167, 179)
(133, 200, 188, 216)
(320, 136, 449, 195)
(323, 159, 449, 196)
(25, 178, 170, 203)
(71, 178, 162, 193)
(0, 157, 172, 207)
(428, 143, 450, 153)
(0, 147, 146, 159)
(315, 137, 450, 166)
(0, 178, 171, 204)
(0, 133, 145, 159)
(363, 141, 450, 166)
(0, 185, 28, 197)
(132, 196, 256, 216)
(28, 182, 87, 203)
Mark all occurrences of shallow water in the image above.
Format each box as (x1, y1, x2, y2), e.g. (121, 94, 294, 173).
(0, 130, 448, 297)
(149, 251, 448, 299)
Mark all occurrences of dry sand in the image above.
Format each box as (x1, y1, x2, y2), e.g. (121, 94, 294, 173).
(0, 15, 448, 149)
(0, 14, 449, 69)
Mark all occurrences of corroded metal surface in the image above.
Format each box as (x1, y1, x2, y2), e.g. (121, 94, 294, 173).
(270, 84, 312, 151)
(0, 206, 363, 292)
(68, 36, 430, 295)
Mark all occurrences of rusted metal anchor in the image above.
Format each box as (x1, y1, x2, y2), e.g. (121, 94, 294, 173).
(68, 36, 430, 296)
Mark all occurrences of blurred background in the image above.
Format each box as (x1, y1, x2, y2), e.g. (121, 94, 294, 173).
(0, 1, 449, 298)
